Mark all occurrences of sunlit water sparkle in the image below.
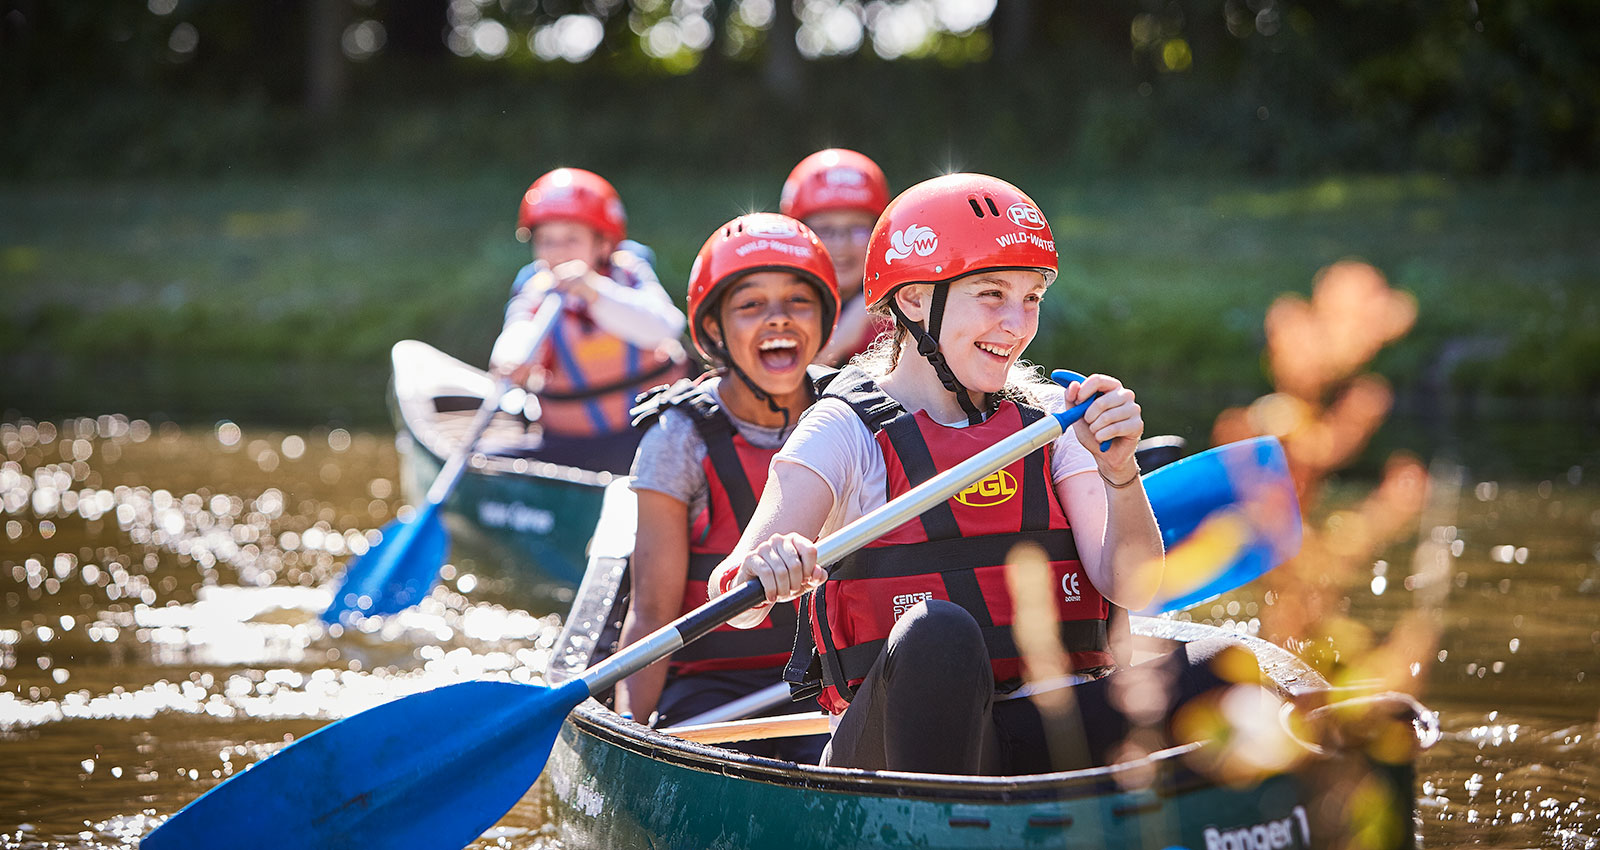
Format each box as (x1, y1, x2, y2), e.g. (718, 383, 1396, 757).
(2, 416, 1598, 848)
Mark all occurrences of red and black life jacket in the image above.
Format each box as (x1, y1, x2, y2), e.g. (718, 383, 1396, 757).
(532, 251, 688, 438)
(631, 374, 821, 675)
(785, 367, 1115, 714)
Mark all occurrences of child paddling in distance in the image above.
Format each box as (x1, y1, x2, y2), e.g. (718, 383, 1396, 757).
(780, 149, 894, 367)
(710, 174, 1255, 774)
(614, 213, 840, 762)
(489, 167, 689, 474)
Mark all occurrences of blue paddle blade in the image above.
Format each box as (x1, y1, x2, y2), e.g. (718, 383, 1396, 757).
(1140, 436, 1302, 615)
(142, 678, 592, 850)
(322, 503, 450, 624)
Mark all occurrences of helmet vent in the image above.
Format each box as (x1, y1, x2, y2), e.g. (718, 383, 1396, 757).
(968, 198, 985, 217)
(985, 196, 1000, 216)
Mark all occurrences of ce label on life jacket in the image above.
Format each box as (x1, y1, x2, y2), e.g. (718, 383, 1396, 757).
(955, 470, 1017, 508)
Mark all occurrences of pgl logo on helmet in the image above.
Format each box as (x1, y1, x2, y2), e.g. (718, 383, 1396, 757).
(1007, 203, 1047, 231)
(884, 224, 939, 264)
(744, 219, 799, 239)
(824, 167, 866, 187)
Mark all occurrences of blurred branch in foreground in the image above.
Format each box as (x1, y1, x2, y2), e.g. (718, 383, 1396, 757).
(1211, 261, 1446, 848)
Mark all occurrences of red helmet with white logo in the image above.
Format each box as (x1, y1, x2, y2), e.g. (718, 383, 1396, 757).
(516, 168, 627, 243)
(862, 173, 1057, 309)
(686, 213, 840, 361)
(780, 149, 891, 221)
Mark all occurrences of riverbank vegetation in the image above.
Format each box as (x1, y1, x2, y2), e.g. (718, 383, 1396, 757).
(3, 169, 1594, 424)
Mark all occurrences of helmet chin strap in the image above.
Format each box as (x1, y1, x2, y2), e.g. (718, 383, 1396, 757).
(887, 285, 985, 426)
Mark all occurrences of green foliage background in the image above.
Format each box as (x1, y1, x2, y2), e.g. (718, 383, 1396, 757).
(2, 1, 1597, 427)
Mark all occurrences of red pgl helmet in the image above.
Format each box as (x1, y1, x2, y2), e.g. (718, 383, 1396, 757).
(686, 213, 841, 361)
(516, 167, 627, 244)
(779, 149, 890, 221)
(863, 173, 1057, 309)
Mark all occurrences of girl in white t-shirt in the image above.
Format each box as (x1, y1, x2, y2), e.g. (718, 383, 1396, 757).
(709, 174, 1245, 775)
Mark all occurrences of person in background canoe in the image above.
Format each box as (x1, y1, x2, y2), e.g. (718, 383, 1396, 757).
(615, 213, 840, 763)
(710, 174, 1254, 775)
(488, 167, 689, 474)
(780, 149, 893, 367)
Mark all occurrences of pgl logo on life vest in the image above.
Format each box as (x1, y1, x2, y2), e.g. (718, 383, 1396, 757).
(884, 224, 938, 264)
(892, 591, 934, 621)
(955, 470, 1017, 507)
(1007, 202, 1047, 231)
(1061, 572, 1082, 602)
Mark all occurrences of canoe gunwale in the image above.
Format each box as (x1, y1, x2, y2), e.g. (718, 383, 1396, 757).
(564, 697, 1220, 804)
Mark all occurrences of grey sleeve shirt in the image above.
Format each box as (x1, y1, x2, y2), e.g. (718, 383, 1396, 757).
(627, 376, 789, 526)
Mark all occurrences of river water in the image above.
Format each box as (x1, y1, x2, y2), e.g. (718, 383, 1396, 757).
(2, 416, 1597, 849)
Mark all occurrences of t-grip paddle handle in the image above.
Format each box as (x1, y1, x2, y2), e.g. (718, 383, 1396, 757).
(1050, 369, 1111, 452)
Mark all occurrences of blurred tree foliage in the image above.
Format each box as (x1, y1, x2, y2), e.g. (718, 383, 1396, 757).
(2, 0, 1596, 177)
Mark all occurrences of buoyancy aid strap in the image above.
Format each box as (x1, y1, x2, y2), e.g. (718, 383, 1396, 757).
(537, 354, 683, 401)
(686, 552, 724, 583)
(1017, 405, 1053, 532)
(828, 529, 1079, 581)
(810, 582, 858, 702)
(821, 366, 906, 433)
(881, 413, 962, 539)
(825, 619, 1114, 690)
(691, 409, 761, 530)
(672, 603, 799, 663)
(784, 592, 825, 701)
(628, 376, 697, 430)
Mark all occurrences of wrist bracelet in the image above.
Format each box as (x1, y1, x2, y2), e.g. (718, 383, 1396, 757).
(1100, 465, 1140, 488)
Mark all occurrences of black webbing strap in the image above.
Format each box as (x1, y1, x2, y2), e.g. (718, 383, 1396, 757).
(686, 552, 723, 583)
(672, 604, 800, 663)
(1017, 404, 1051, 532)
(828, 529, 1078, 581)
(823, 366, 906, 433)
(880, 413, 962, 540)
(784, 592, 824, 700)
(830, 619, 1111, 686)
(692, 411, 760, 530)
(810, 584, 858, 702)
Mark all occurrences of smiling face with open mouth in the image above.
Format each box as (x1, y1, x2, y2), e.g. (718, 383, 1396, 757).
(907, 269, 1049, 396)
(710, 271, 825, 403)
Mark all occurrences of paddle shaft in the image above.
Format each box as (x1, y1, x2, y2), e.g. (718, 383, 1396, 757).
(581, 393, 1095, 696)
(423, 292, 562, 505)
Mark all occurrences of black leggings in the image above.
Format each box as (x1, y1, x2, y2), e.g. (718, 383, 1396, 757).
(821, 600, 1256, 775)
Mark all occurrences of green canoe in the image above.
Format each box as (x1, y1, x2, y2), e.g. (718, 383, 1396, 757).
(389, 340, 613, 606)
(544, 485, 1436, 850)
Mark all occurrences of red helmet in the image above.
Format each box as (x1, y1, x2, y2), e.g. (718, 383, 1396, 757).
(863, 173, 1057, 308)
(686, 213, 840, 361)
(779, 149, 890, 221)
(515, 168, 627, 243)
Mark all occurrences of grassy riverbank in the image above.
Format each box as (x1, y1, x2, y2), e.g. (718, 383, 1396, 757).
(2, 170, 1596, 425)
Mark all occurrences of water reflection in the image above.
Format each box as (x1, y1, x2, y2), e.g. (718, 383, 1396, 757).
(2, 416, 1598, 849)
(1, 419, 565, 849)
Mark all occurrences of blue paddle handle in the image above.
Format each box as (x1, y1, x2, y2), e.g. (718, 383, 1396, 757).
(1049, 369, 1111, 452)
